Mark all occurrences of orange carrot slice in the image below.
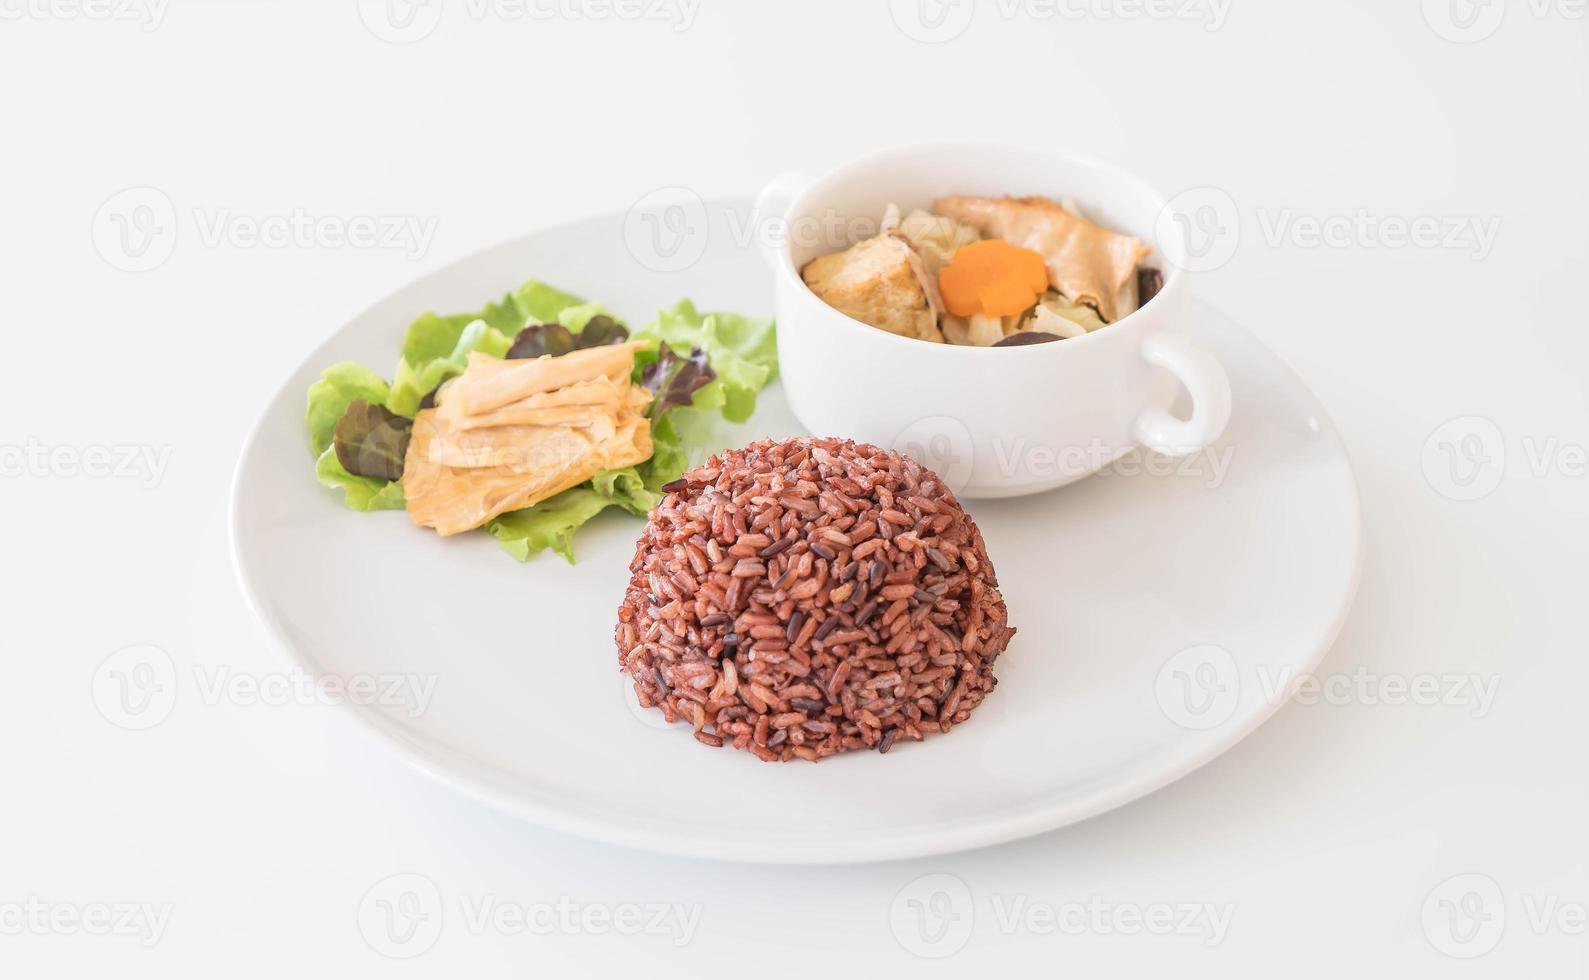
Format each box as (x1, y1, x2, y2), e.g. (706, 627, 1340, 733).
(938, 240, 1049, 318)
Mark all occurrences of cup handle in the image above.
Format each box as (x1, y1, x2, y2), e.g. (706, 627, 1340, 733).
(752, 171, 813, 270)
(1132, 331, 1232, 456)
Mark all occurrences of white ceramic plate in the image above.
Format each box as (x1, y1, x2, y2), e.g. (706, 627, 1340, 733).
(231, 200, 1361, 864)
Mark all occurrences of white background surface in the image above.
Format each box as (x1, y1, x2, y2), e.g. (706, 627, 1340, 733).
(3, 0, 1586, 975)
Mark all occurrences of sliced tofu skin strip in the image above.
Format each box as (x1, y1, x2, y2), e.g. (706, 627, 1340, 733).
(439, 375, 631, 429)
(442, 341, 646, 416)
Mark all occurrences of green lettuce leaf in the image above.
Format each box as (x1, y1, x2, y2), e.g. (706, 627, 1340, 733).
(306, 362, 390, 457)
(592, 466, 658, 516)
(556, 302, 614, 333)
(386, 317, 516, 417)
(487, 487, 617, 564)
(315, 446, 406, 512)
(487, 464, 659, 564)
(632, 301, 777, 423)
(514, 280, 586, 323)
(398, 310, 492, 367)
(638, 412, 689, 490)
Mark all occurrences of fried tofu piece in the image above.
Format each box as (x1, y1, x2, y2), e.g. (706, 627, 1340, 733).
(801, 232, 944, 343)
(933, 195, 1150, 323)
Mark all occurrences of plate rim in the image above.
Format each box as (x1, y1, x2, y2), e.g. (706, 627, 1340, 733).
(228, 206, 1364, 864)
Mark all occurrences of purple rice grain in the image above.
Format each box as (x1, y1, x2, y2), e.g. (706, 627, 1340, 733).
(813, 615, 841, 642)
(759, 536, 793, 558)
